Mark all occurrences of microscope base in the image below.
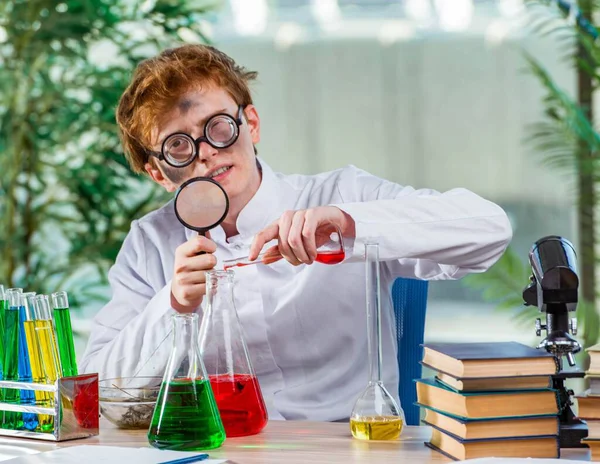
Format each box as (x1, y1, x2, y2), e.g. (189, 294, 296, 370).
(559, 421, 588, 448)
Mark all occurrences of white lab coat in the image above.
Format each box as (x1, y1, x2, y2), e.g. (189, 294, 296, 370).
(81, 159, 512, 421)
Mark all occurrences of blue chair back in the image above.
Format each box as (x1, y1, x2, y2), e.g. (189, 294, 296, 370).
(392, 278, 429, 426)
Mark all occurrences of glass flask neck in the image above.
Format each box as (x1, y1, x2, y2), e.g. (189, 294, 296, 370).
(167, 313, 204, 381)
(365, 242, 382, 384)
(206, 270, 236, 312)
(200, 269, 255, 377)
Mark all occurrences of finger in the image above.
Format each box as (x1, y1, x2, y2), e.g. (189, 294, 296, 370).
(178, 270, 208, 285)
(262, 253, 283, 265)
(180, 283, 206, 300)
(301, 209, 319, 261)
(249, 222, 279, 260)
(288, 211, 311, 264)
(277, 211, 301, 266)
(179, 235, 217, 257)
(263, 245, 281, 258)
(175, 254, 217, 274)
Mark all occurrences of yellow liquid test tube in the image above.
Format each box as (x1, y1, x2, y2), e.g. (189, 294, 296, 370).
(35, 319, 61, 382)
(22, 293, 54, 432)
(33, 295, 62, 382)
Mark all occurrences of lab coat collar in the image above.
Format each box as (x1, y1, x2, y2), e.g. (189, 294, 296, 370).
(184, 158, 286, 244)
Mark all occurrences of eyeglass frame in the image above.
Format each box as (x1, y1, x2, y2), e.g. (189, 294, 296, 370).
(148, 105, 245, 168)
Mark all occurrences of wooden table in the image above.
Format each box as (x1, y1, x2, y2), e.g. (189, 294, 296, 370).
(0, 420, 593, 463)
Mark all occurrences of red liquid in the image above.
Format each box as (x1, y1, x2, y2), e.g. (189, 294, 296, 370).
(224, 263, 248, 270)
(315, 249, 345, 264)
(209, 374, 268, 437)
(73, 379, 99, 429)
(224, 249, 345, 270)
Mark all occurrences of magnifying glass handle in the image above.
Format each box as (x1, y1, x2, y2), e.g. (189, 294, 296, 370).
(197, 231, 207, 256)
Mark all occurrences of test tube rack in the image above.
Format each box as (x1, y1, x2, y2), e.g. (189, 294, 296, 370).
(0, 373, 98, 441)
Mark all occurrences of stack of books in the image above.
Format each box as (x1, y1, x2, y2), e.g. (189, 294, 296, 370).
(416, 341, 560, 461)
(577, 343, 600, 458)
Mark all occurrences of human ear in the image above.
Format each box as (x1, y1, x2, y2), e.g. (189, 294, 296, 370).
(145, 162, 177, 193)
(243, 104, 260, 145)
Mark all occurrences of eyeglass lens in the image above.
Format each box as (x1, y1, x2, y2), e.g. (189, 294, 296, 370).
(163, 114, 239, 166)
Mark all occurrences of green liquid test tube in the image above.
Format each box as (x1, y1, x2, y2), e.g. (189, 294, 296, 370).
(51, 291, 78, 378)
(0, 285, 6, 358)
(0, 285, 6, 376)
(3, 288, 23, 430)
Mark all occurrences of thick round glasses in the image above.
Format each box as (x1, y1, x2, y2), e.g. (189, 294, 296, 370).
(151, 106, 244, 168)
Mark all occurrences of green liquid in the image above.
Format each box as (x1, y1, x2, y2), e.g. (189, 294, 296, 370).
(53, 308, 77, 377)
(148, 378, 225, 451)
(0, 300, 6, 369)
(3, 308, 22, 429)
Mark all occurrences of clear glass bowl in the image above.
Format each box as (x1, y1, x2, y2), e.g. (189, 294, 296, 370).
(98, 376, 162, 429)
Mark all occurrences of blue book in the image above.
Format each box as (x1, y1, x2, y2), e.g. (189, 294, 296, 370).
(415, 378, 559, 419)
(420, 404, 559, 440)
(421, 342, 557, 378)
(434, 371, 552, 393)
(426, 425, 560, 461)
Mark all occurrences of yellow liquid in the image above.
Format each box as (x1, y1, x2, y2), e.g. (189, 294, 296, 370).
(23, 321, 54, 432)
(34, 320, 61, 382)
(350, 416, 404, 441)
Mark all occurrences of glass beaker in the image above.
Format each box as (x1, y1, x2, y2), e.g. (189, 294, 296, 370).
(350, 242, 404, 441)
(148, 313, 225, 451)
(199, 270, 268, 437)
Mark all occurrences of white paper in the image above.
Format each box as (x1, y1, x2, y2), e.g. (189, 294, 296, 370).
(461, 459, 585, 464)
(0, 445, 227, 464)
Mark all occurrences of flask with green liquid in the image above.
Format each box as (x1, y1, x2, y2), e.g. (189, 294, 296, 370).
(148, 313, 225, 451)
(51, 291, 77, 377)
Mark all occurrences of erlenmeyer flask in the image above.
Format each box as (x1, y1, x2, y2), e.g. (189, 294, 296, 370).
(350, 242, 404, 441)
(199, 270, 268, 437)
(148, 313, 225, 450)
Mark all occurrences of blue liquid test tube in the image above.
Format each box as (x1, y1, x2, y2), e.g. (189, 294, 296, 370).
(16, 292, 37, 431)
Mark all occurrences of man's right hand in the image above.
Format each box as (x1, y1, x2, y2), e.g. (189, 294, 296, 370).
(171, 235, 217, 313)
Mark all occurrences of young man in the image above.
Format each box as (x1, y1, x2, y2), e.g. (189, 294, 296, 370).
(81, 44, 512, 421)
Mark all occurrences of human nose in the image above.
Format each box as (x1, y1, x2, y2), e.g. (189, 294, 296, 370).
(197, 139, 219, 162)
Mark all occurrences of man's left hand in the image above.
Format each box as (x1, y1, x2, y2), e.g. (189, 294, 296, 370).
(249, 206, 355, 266)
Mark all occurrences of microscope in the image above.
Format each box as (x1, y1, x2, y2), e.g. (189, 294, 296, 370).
(523, 235, 587, 448)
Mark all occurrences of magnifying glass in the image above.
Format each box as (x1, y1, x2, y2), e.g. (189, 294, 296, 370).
(174, 177, 229, 240)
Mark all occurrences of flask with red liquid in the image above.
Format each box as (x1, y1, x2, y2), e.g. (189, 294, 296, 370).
(199, 270, 268, 437)
(222, 229, 345, 269)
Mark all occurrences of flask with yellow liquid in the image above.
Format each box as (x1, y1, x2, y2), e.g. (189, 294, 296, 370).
(350, 242, 404, 441)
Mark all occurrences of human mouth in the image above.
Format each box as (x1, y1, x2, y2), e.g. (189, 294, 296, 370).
(208, 165, 232, 180)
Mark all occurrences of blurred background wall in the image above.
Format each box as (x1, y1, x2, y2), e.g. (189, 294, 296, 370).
(0, 0, 586, 357)
(208, 0, 578, 350)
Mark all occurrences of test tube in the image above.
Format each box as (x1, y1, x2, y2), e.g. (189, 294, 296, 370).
(23, 293, 53, 432)
(17, 292, 38, 431)
(33, 295, 62, 382)
(0, 285, 6, 358)
(0, 285, 6, 377)
(3, 288, 22, 430)
(51, 291, 78, 377)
